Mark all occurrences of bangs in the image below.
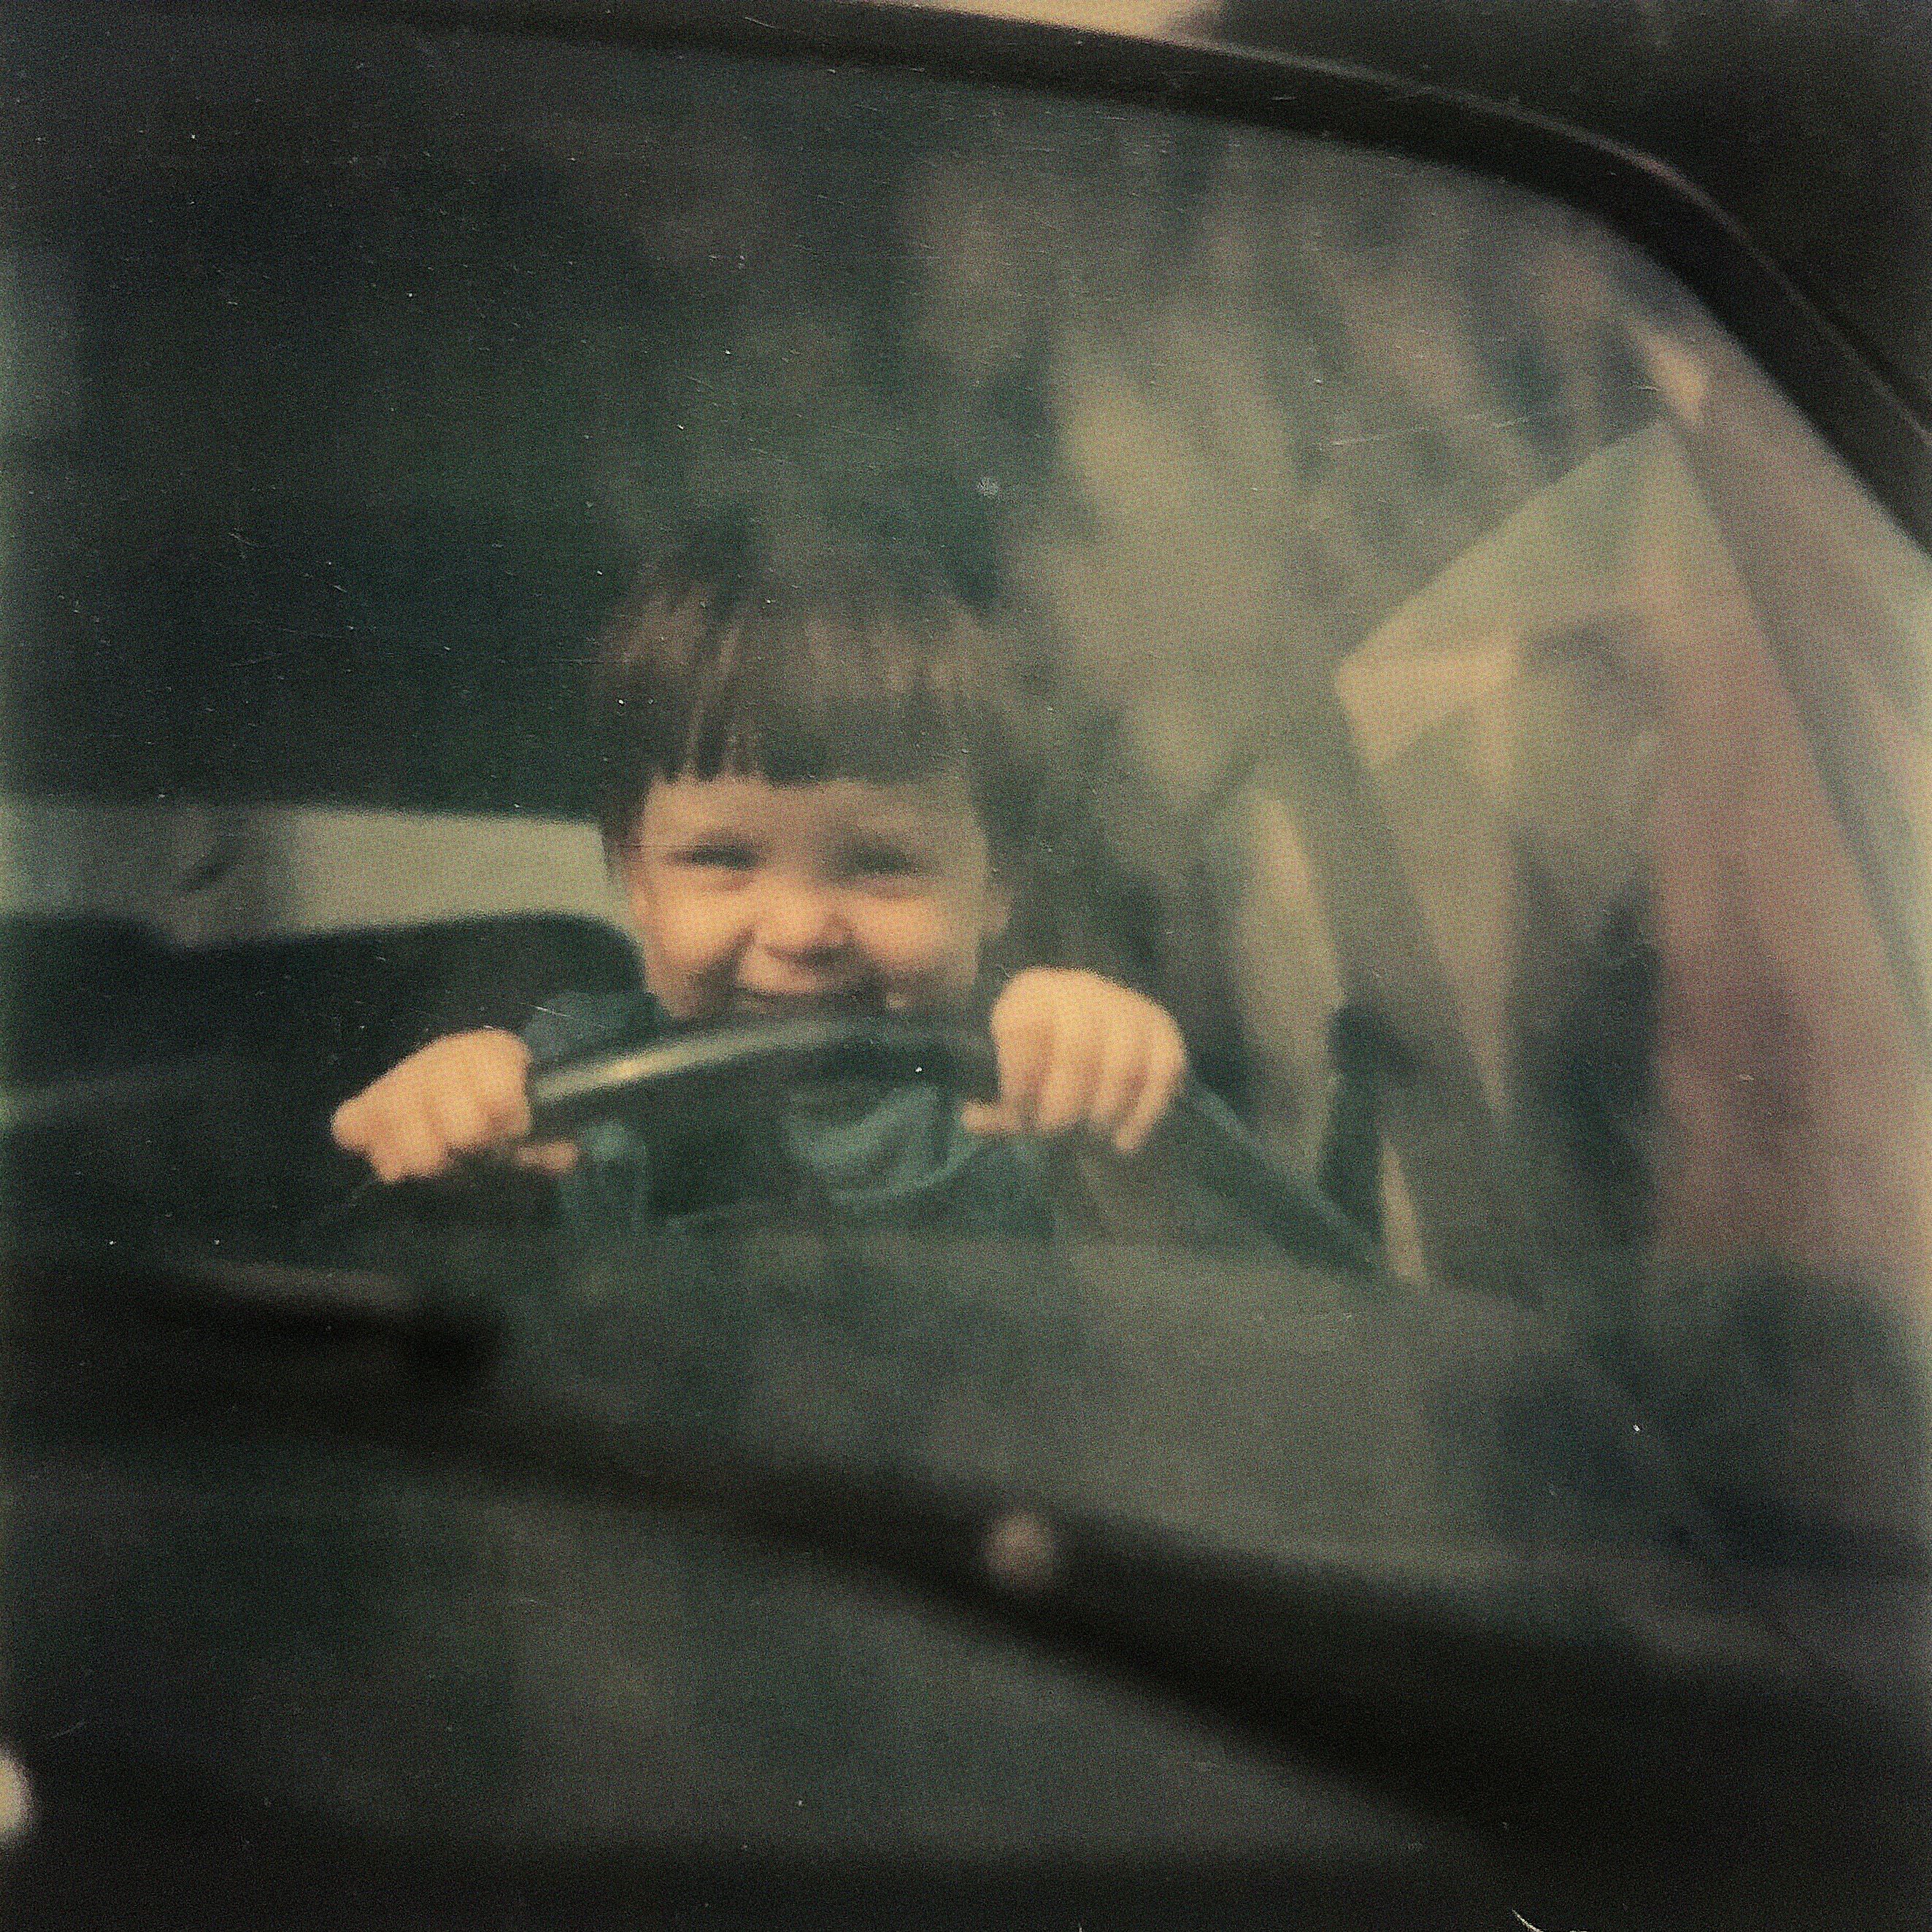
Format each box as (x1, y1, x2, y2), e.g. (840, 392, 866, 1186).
(673, 600, 985, 791)
(595, 525, 1028, 856)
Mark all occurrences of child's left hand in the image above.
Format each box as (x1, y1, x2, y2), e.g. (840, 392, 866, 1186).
(961, 967, 1188, 1156)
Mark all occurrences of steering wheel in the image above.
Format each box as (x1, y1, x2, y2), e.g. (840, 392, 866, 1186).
(524, 1015, 1377, 1277)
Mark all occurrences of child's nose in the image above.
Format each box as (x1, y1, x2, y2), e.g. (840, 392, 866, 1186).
(757, 875, 850, 955)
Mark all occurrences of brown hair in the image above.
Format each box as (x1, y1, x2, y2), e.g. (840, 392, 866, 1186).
(593, 507, 1036, 863)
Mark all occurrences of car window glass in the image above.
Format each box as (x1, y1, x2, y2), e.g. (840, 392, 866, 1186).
(7, 4, 1928, 1863)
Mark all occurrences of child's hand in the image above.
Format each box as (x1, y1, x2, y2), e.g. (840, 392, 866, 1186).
(961, 968, 1188, 1156)
(330, 1028, 577, 1183)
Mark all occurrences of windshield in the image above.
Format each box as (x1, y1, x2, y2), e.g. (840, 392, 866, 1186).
(6, 4, 1929, 1912)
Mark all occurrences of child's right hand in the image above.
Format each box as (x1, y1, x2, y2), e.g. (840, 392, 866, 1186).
(330, 1028, 577, 1182)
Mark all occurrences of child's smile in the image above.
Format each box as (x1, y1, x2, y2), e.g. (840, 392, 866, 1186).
(619, 771, 1012, 1025)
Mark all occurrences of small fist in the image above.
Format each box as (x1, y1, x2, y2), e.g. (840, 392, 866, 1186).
(961, 967, 1188, 1155)
(330, 1028, 576, 1183)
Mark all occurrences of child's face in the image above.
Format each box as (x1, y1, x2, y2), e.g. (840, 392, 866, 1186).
(618, 769, 1011, 1023)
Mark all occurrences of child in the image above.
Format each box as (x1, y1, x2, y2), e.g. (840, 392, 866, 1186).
(331, 509, 1188, 1234)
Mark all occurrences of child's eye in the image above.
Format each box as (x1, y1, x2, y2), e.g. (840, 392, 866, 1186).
(675, 841, 758, 871)
(844, 844, 925, 884)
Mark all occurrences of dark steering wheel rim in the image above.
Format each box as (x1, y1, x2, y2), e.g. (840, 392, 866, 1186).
(526, 1016, 1379, 1277)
